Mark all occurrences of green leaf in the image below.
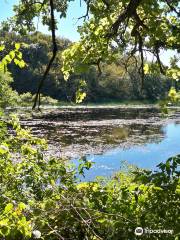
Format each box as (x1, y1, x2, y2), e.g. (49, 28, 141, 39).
(0, 144, 9, 154)
(14, 59, 26, 68)
(15, 43, 20, 50)
(0, 219, 9, 227)
(14, 58, 20, 65)
(0, 45, 5, 51)
(17, 52, 23, 59)
(18, 60, 26, 68)
(18, 202, 27, 210)
(4, 55, 12, 63)
(144, 64, 149, 74)
(9, 51, 15, 59)
(76, 91, 86, 103)
(97, 218, 106, 223)
(4, 203, 13, 213)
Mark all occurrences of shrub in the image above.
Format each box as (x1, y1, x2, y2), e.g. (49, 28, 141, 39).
(0, 72, 20, 108)
(19, 92, 58, 106)
(0, 113, 179, 239)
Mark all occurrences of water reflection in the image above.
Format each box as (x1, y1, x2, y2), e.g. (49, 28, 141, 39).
(21, 120, 166, 158)
(19, 106, 180, 179)
(80, 123, 180, 181)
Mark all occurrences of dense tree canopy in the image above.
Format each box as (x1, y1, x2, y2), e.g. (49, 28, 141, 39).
(0, 31, 174, 103)
(2, 0, 179, 107)
(62, 0, 180, 81)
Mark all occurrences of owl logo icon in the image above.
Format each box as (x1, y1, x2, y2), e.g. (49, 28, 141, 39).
(135, 227, 143, 236)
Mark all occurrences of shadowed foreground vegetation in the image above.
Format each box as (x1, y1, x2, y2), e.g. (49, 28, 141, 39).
(0, 114, 179, 239)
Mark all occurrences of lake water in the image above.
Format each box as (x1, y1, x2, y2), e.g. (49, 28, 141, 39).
(20, 106, 180, 181)
(74, 123, 180, 181)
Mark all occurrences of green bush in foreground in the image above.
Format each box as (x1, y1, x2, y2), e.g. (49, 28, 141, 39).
(0, 71, 20, 108)
(0, 114, 179, 240)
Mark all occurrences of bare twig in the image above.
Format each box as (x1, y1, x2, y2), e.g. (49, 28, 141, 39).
(78, 0, 90, 20)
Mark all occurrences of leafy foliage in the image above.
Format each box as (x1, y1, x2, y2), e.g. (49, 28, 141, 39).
(0, 112, 179, 239)
(0, 71, 20, 108)
(0, 2, 180, 239)
(2, 0, 180, 105)
(0, 31, 176, 104)
(0, 42, 26, 71)
(0, 43, 27, 108)
(61, 0, 180, 81)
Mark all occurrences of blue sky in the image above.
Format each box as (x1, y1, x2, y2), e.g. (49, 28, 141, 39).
(1, 0, 16, 19)
(0, 0, 177, 65)
(37, 1, 86, 41)
(0, 0, 86, 41)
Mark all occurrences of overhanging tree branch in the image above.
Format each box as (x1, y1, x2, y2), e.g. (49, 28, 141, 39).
(154, 41, 165, 74)
(33, 0, 57, 109)
(164, 0, 180, 16)
(104, 0, 149, 86)
(78, 0, 90, 20)
(107, 0, 142, 38)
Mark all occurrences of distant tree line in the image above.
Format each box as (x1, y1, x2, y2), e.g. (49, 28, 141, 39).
(0, 31, 177, 103)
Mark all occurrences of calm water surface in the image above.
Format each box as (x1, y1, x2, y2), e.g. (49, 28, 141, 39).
(75, 123, 180, 181)
(20, 106, 180, 180)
